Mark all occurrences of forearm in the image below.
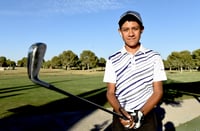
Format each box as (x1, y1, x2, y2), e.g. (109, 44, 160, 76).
(106, 83, 122, 113)
(107, 91, 121, 113)
(140, 91, 163, 116)
(140, 82, 163, 116)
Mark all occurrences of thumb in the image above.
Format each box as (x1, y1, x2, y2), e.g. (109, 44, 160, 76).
(119, 107, 131, 120)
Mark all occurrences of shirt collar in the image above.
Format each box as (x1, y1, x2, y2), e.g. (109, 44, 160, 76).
(121, 44, 146, 55)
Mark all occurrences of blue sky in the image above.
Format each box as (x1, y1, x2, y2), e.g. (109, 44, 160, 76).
(1, 0, 200, 62)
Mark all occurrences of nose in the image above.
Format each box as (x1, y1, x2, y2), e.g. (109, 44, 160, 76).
(128, 30, 134, 36)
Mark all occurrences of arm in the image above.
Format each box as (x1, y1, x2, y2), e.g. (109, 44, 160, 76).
(104, 60, 134, 128)
(140, 81, 163, 116)
(106, 83, 134, 127)
(140, 54, 167, 116)
(106, 83, 121, 113)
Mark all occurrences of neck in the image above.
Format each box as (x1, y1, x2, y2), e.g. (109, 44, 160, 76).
(125, 43, 141, 54)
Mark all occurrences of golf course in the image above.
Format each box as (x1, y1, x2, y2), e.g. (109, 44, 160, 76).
(0, 67, 199, 130)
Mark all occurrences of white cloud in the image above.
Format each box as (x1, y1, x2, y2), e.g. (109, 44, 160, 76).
(44, 0, 123, 14)
(0, 0, 126, 16)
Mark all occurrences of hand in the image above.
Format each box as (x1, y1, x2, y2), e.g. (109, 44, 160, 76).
(119, 107, 135, 129)
(130, 110, 144, 129)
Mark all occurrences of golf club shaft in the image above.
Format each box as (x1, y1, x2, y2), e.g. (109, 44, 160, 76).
(32, 77, 127, 120)
(28, 42, 127, 120)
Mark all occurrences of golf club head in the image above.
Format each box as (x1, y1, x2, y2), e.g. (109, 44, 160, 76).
(27, 43, 46, 82)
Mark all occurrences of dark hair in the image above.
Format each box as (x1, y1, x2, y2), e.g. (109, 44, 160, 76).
(118, 14, 144, 29)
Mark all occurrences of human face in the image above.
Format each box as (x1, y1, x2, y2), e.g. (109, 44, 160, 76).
(119, 21, 143, 53)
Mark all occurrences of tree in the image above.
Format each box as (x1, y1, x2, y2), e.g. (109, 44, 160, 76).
(80, 50, 98, 70)
(17, 57, 27, 67)
(163, 60, 171, 70)
(59, 50, 79, 70)
(43, 60, 51, 69)
(167, 52, 182, 71)
(192, 49, 200, 69)
(6, 59, 16, 70)
(51, 56, 62, 69)
(98, 57, 106, 70)
(179, 50, 194, 71)
(0, 56, 7, 67)
(166, 50, 195, 71)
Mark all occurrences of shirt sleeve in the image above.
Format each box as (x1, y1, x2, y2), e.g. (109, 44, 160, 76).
(153, 55, 167, 82)
(103, 59, 117, 83)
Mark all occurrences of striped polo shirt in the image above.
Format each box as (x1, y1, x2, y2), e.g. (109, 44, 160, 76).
(103, 45, 167, 112)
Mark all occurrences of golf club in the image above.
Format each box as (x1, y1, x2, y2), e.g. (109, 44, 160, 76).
(27, 42, 127, 120)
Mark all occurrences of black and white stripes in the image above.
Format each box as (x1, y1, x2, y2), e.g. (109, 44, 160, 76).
(107, 47, 161, 111)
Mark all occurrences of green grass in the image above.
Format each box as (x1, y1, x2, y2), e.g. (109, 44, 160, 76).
(176, 115, 200, 131)
(0, 68, 200, 130)
(0, 68, 106, 118)
(166, 71, 200, 82)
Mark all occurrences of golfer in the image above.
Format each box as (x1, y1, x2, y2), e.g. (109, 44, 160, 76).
(103, 10, 167, 130)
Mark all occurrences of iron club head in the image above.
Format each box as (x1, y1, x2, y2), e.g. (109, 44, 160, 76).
(27, 43, 48, 86)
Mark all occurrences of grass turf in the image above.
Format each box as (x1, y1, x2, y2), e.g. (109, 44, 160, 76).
(0, 68, 107, 118)
(0, 68, 200, 130)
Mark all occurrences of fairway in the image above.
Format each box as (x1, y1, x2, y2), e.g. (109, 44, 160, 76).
(0, 68, 200, 130)
(0, 67, 106, 118)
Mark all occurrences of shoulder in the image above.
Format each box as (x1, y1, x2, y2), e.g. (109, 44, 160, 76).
(139, 46, 163, 61)
(142, 47, 161, 57)
(108, 48, 125, 60)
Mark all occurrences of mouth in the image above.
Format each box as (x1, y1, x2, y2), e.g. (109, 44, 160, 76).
(127, 38, 136, 42)
(127, 36, 136, 40)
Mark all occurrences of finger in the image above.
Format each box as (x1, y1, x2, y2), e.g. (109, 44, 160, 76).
(120, 119, 130, 125)
(124, 122, 135, 130)
(128, 122, 135, 129)
(124, 124, 130, 128)
(124, 124, 131, 130)
(119, 108, 132, 119)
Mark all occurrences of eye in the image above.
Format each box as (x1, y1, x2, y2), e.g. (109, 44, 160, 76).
(132, 27, 139, 31)
(121, 28, 129, 32)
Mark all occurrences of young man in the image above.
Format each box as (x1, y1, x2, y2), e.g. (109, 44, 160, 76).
(103, 11, 167, 130)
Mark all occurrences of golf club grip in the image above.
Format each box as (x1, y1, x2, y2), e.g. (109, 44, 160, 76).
(33, 79, 127, 120)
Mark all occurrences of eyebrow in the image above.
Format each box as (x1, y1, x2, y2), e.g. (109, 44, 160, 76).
(121, 25, 140, 29)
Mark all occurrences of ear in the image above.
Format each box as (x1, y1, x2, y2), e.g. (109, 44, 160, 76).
(140, 27, 144, 33)
(118, 29, 122, 37)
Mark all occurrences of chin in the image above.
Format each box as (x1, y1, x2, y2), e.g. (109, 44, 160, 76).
(127, 43, 139, 47)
